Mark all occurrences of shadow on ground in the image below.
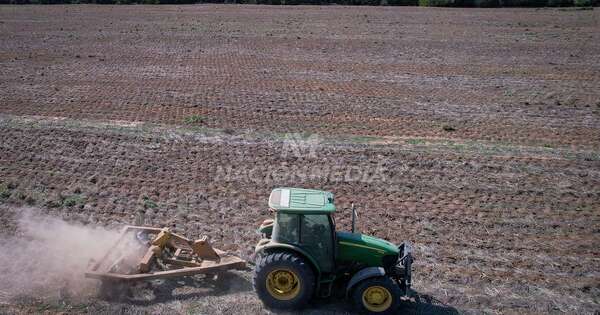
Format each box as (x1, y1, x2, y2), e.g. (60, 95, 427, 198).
(100, 271, 458, 315)
(300, 290, 459, 315)
(103, 271, 253, 306)
(400, 291, 460, 315)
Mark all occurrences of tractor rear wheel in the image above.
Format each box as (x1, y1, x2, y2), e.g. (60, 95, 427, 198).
(253, 251, 315, 310)
(352, 276, 401, 315)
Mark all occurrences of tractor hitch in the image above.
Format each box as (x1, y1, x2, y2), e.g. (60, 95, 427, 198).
(393, 242, 413, 296)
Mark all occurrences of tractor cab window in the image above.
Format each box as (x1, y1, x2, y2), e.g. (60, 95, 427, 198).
(301, 214, 334, 273)
(273, 213, 299, 244)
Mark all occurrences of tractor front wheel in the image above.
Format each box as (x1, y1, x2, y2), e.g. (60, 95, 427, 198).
(352, 276, 401, 315)
(253, 251, 315, 310)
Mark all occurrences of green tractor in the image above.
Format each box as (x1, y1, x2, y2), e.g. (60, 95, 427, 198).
(253, 188, 413, 314)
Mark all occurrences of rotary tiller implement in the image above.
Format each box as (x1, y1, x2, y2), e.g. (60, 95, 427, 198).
(85, 225, 246, 283)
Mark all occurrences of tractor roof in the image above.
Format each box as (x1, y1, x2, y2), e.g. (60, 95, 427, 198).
(268, 188, 336, 214)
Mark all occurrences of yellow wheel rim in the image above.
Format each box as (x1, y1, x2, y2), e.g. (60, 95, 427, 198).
(265, 268, 301, 300)
(362, 285, 393, 312)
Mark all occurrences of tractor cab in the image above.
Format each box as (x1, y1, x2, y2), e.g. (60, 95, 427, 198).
(267, 188, 336, 273)
(254, 188, 413, 314)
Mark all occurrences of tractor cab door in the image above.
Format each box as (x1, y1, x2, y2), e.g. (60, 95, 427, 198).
(300, 214, 335, 273)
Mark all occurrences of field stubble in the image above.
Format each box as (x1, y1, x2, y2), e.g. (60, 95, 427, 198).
(0, 4, 599, 315)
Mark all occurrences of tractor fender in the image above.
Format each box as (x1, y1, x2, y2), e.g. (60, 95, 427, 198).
(255, 239, 322, 277)
(345, 267, 386, 297)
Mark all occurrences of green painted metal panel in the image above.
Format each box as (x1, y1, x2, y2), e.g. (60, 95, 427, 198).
(336, 231, 399, 266)
(269, 187, 335, 214)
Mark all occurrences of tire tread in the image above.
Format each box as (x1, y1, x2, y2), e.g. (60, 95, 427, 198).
(253, 250, 315, 310)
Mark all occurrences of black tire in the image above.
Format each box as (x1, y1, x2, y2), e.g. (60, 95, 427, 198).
(253, 251, 315, 310)
(352, 276, 401, 315)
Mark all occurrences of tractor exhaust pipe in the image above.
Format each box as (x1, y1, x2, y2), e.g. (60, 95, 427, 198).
(351, 202, 357, 233)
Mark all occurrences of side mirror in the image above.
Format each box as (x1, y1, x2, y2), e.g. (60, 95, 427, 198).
(351, 202, 358, 233)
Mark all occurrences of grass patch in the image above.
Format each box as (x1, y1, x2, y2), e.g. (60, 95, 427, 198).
(406, 139, 426, 145)
(143, 196, 158, 209)
(62, 194, 86, 207)
(0, 183, 11, 199)
(183, 115, 205, 125)
(350, 135, 379, 143)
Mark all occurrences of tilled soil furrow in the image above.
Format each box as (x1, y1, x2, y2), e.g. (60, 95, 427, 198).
(1, 116, 598, 313)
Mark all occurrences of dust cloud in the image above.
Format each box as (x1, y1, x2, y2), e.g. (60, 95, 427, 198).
(0, 208, 125, 302)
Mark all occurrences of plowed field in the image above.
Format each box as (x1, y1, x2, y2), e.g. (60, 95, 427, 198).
(0, 5, 599, 315)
